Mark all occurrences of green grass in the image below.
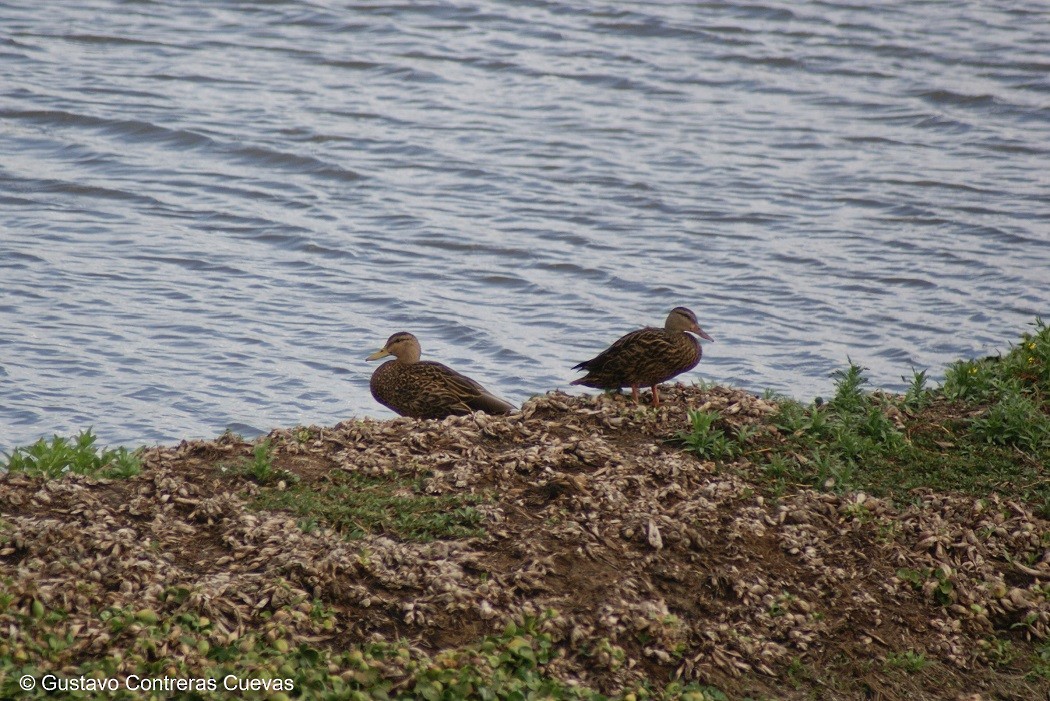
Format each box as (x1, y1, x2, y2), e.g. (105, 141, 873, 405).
(942, 317, 1050, 453)
(885, 650, 928, 673)
(0, 594, 728, 701)
(969, 391, 1050, 452)
(2, 429, 140, 480)
(679, 319, 1050, 512)
(1028, 640, 1050, 681)
(943, 317, 1050, 401)
(251, 469, 487, 542)
(739, 360, 911, 495)
(223, 439, 296, 486)
(982, 637, 1017, 668)
(676, 410, 739, 461)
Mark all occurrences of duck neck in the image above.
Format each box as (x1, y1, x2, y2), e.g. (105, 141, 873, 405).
(396, 348, 421, 363)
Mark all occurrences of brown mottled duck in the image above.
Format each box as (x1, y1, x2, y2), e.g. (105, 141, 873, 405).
(366, 332, 516, 419)
(570, 306, 714, 407)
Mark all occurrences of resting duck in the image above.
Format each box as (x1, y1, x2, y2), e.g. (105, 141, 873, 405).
(367, 332, 515, 419)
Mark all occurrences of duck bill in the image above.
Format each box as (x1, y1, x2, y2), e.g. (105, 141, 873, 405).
(695, 328, 714, 342)
(366, 348, 391, 361)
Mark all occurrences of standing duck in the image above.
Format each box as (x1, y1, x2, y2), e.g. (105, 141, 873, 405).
(366, 332, 516, 419)
(570, 307, 713, 407)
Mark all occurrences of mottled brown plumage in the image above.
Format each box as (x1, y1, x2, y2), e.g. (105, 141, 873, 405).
(570, 307, 714, 406)
(367, 332, 516, 419)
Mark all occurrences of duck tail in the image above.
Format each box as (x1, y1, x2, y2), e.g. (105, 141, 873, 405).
(469, 393, 516, 415)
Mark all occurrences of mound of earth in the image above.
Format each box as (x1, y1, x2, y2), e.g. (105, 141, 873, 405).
(1, 386, 1047, 699)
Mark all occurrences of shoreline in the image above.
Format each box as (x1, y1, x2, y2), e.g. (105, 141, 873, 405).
(1, 321, 1048, 700)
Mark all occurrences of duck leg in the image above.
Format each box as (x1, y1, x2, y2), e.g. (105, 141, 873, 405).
(651, 385, 661, 407)
(631, 385, 640, 403)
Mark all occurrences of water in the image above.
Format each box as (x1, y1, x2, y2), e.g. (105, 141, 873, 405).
(1, 0, 1048, 453)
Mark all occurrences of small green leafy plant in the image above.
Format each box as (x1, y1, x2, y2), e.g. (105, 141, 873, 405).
(885, 650, 928, 673)
(3, 430, 140, 479)
(969, 390, 1050, 453)
(902, 369, 931, 410)
(678, 410, 739, 461)
(222, 439, 297, 486)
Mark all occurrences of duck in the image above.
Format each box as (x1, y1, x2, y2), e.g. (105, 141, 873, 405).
(570, 306, 713, 407)
(366, 331, 516, 419)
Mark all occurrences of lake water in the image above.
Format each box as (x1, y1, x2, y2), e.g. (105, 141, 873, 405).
(1, 0, 1048, 453)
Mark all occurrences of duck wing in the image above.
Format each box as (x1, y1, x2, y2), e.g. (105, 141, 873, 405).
(407, 361, 515, 418)
(570, 327, 663, 385)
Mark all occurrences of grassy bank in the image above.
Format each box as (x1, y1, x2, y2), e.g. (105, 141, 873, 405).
(681, 319, 1049, 513)
(1, 320, 1048, 700)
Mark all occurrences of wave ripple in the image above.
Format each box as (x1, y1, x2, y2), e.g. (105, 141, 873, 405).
(1, 0, 1048, 450)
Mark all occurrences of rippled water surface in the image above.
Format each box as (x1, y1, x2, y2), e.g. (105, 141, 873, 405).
(2, 0, 1048, 451)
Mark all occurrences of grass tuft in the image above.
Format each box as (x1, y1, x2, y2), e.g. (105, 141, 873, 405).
(252, 470, 486, 542)
(969, 391, 1050, 452)
(678, 410, 739, 461)
(225, 439, 297, 485)
(885, 650, 928, 673)
(902, 369, 932, 411)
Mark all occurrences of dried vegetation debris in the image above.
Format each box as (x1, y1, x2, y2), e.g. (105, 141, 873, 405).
(1, 385, 1048, 698)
